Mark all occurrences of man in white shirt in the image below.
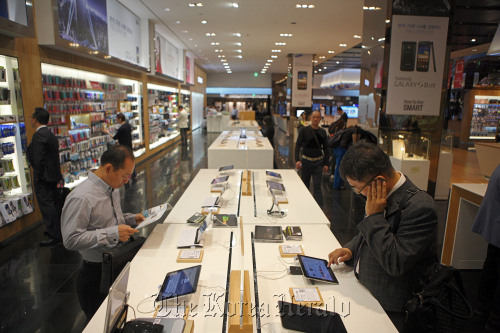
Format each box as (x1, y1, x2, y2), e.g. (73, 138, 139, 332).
(231, 104, 239, 120)
(178, 106, 189, 145)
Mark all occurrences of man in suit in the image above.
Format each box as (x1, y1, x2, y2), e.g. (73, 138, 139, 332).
(472, 164, 500, 331)
(27, 107, 63, 246)
(327, 142, 437, 331)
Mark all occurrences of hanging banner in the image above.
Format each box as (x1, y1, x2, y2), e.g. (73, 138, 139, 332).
(292, 54, 313, 108)
(186, 54, 195, 85)
(155, 32, 183, 81)
(386, 15, 449, 115)
(107, 0, 141, 66)
(452, 59, 464, 89)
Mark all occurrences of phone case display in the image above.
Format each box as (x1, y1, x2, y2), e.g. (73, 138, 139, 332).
(116, 94, 145, 157)
(147, 85, 180, 150)
(0, 55, 33, 225)
(469, 95, 500, 139)
(41, 63, 144, 187)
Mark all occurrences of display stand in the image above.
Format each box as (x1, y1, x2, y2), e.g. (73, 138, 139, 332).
(290, 287, 324, 306)
(389, 156, 430, 191)
(228, 270, 253, 333)
(241, 170, 252, 196)
(176, 249, 204, 263)
(147, 84, 180, 150)
(279, 245, 304, 257)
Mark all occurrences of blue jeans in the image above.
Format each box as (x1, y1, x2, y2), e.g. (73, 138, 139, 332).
(333, 146, 347, 189)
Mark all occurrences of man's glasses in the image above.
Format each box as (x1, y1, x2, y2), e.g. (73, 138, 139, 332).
(350, 176, 377, 195)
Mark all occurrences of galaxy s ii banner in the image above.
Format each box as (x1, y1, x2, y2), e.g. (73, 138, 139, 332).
(292, 54, 313, 108)
(386, 15, 449, 116)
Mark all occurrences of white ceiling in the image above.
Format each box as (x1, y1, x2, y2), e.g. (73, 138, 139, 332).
(122, 0, 364, 74)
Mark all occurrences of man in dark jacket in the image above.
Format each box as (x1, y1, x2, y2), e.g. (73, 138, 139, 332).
(295, 111, 330, 207)
(105, 113, 132, 149)
(472, 163, 500, 331)
(27, 107, 63, 246)
(327, 142, 437, 331)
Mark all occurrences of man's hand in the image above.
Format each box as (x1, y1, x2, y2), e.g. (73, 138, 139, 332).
(118, 224, 138, 242)
(365, 179, 387, 216)
(295, 161, 302, 170)
(135, 213, 146, 224)
(327, 248, 353, 267)
(323, 165, 329, 174)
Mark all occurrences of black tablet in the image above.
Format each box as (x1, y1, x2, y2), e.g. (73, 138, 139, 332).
(266, 180, 285, 192)
(297, 255, 339, 284)
(265, 170, 282, 179)
(156, 265, 202, 301)
(211, 175, 229, 184)
(218, 165, 234, 171)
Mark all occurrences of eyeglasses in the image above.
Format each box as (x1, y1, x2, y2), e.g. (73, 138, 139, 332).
(350, 176, 376, 195)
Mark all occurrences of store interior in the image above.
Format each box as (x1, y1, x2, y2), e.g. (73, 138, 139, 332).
(0, 0, 499, 332)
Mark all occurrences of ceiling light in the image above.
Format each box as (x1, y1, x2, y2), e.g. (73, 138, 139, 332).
(272, 49, 282, 52)
(313, 60, 318, 63)
(189, 3, 195, 7)
(318, 69, 322, 71)
(385, 19, 390, 23)
(339, 43, 347, 47)
(233, 33, 241, 37)
(268, 60, 273, 62)
(201, 20, 207, 24)
(205, 32, 216, 36)
(280, 33, 293, 37)
(378, 37, 385, 42)
(472, 48, 477, 52)
(163, 8, 170, 12)
(175, 20, 181, 24)
(471, 38, 476, 42)
(323, 66, 327, 69)
(236, 49, 242, 53)
(211, 42, 220, 45)
(368, 51, 371, 55)
(296, 4, 301, 8)
(271, 55, 278, 58)
(353, 35, 361, 38)
(182, 30, 188, 33)
(232, 2, 239, 7)
(196, 2, 203, 6)
(336, 61, 340, 64)
(236, 55, 242, 58)
(189, 38, 193, 41)
(275, 42, 286, 45)
(301, 5, 307, 8)
(328, 50, 335, 54)
(265, 63, 270, 66)
(308, 5, 315, 8)
(314, 71, 317, 73)
(218, 55, 222, 58)
(319, 56, 325, 59)
(235, 42, 242, 46)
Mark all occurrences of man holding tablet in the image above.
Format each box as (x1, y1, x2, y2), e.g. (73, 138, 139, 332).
(327, 142, 437, 332)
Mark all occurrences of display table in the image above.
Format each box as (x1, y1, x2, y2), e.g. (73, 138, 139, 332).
(221, 120, 260, 132)
(208, 131, 273, 169)
(83, 223, 397, 332)
(165, 169, 330, 227)
(441, 183, 489, 269)
(389, 156, 430, 191)
(207, 113, 230, 132)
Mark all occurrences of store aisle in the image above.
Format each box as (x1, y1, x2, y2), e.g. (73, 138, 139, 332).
(0, 127, 489, 333)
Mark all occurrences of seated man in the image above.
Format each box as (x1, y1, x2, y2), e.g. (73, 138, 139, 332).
(61, 145, 145, 319)
(327, 142, 437, 331)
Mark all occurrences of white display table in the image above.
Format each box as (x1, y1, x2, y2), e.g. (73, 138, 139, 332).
(83, 223, 397, 332)
(221, 120, 259, 132)
(208, 131, 273, 169)
(207, 114, 230, 132)
(164, 169, 330, 227)
(442, 183, 489, 269)
(389, 156, 430, 191)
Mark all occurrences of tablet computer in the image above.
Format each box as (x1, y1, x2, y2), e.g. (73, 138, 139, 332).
(155, 265, 202, 301)
(266, 180, 285, 192)
(297, 255, 339, 284)
(211, 175, 229, 185)
(218, 165, 234, 171)
(266, 170, 282, 179)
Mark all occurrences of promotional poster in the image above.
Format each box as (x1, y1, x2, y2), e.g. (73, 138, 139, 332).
(292, 54, 313, 108)
(107, 0, 141, 66)
(386, 15, 449, 116)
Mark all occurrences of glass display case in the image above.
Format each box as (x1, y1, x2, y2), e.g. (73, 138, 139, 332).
(41, 63, 144, 188)
(147, 84, 180, 150)
(470, 95, 500, 140)
(0, 55, 34, 226)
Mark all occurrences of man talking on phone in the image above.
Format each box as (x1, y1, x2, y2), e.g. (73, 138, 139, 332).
(327, 142, 437, 331)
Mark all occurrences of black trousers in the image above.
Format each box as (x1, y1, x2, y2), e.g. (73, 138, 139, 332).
(34, 180, 61, 240)
(479, 243, 500, 326)
(300, 159, 324, 207)
(77, 262, 106, 320)
(180, 128, 188, 145)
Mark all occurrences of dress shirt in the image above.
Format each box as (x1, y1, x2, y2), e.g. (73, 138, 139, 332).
(61, 170, 136, 262)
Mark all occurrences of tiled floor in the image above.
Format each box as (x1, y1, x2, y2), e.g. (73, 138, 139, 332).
(0, 127, 492, 332)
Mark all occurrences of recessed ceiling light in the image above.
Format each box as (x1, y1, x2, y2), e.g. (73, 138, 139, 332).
(272, 49, 281, 52)
(236, 49, 242, 53)
(175, 20, 181, 24)
(328, 50, 335, 54)
(267, 60, 273, 62)
(201, 20, 207, 24)
(205, 33, 216, 37)
(163, 8, 170, 12)
(472, 48, 477, 52)
(318, 69, 322, 71)
(308, 4, 314, 8)
(236, 55, 242, 58)
(233, 33, 241, 37)
(385, 19, 390, 23)
(319, 56, 325, 59)
(314, 71, 317, 73)
(271, 55, 278, 58)
(323, 66, 327, 69)
(211, 42, 220, 45)
(471, 38, 476, 42)
(232, 2, 239, 8)
(275, 42, 286, 45)
(378, 37, 385, 42)
(194, 44, 198, 47)
(336, 61, 340, 64)
(196, 2, 203, 6)
(235, 42, 242, 46)
(189, 3, 195, 7)
(313, 60, 318, 63)
(280, 33, 293, 37)
(188, 38, 193, 41)
(353, 35, 361, 38)
(265, 63, 270, 66)
(339, 43, 347, 47)
(182, 30, 188, 33)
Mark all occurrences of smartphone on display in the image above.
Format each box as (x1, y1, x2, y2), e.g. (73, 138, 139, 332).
(400, 41, 416, 71)
(417, 41, 431, 72)
(297, 71, 307, 90)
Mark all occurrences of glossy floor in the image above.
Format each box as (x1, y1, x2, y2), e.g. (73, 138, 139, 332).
(0, 128, 490, 332)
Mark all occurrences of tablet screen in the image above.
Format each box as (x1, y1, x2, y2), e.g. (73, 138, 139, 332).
(266, 170, 282, 179)
(298, 255, 338, 284)
(218, 165, 234, 171)
(211, 175, 229, 184)
(266, 180, 285, 192)
(156, 265, 201, 301)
